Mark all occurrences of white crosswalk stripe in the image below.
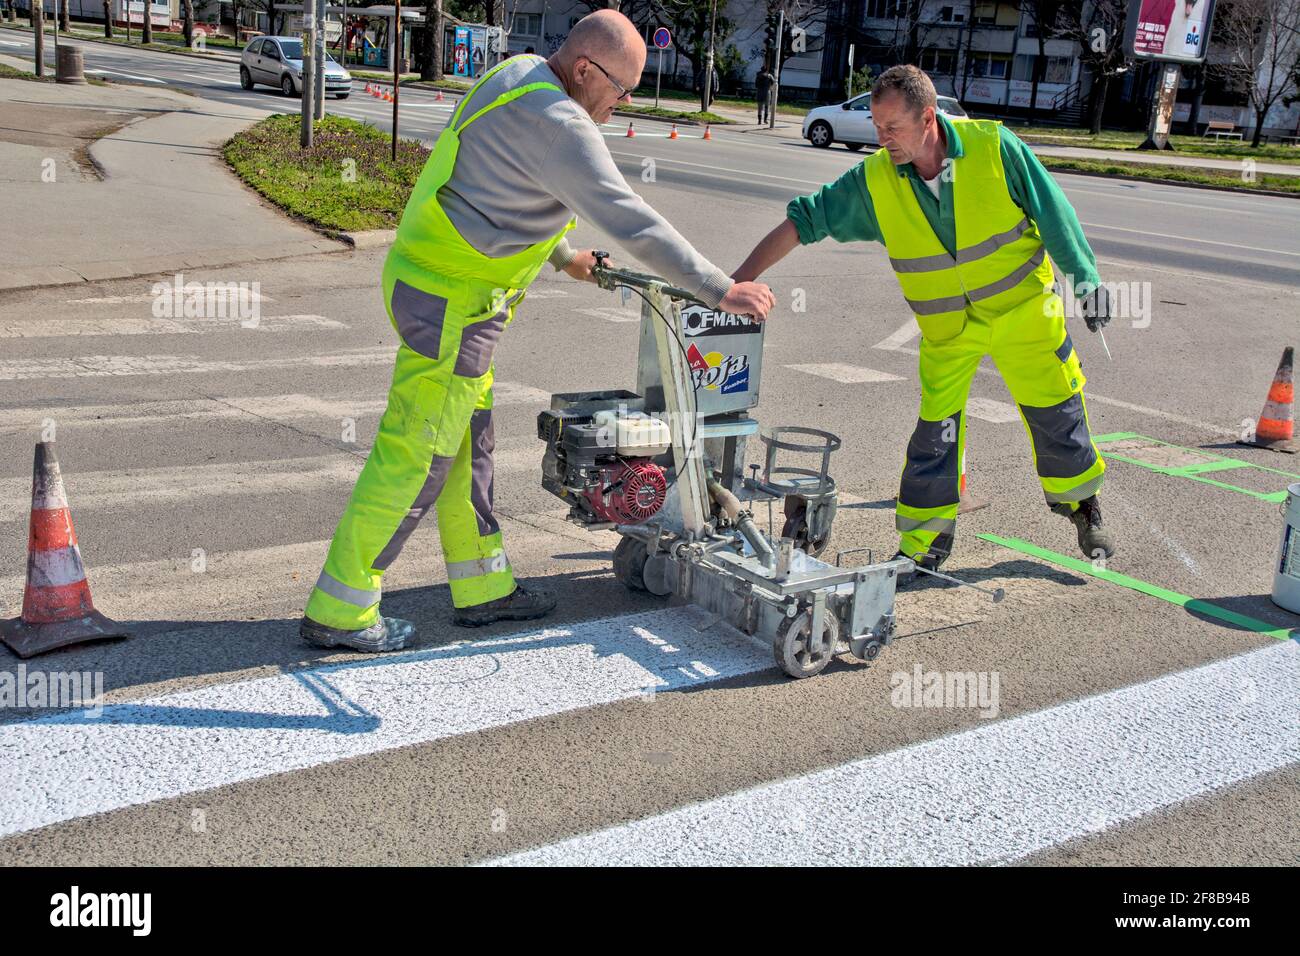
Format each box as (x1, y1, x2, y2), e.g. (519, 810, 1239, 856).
(786, 363, 904, 384)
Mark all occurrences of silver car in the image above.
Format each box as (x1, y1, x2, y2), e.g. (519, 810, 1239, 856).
(803, 92, 968, 150)
(240, 36, 353, 99)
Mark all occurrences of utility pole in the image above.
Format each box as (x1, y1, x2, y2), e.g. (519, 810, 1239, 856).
(769, 8, 784, 130)
(300, 0, 315, 148)
(313, 0, 325, 120)
(391, 0, 401, 161)
(32, 0, 43, 77)
(701, 0, 717, 113)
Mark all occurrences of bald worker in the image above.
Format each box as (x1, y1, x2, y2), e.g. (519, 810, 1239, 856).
(300, 11, 775, 652)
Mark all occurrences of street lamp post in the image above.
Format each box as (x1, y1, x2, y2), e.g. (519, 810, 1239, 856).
(391, 0, 401, 161)
(701, 0, 717, 113)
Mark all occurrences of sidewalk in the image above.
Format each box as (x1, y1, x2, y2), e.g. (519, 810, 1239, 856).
(0, 57, 344, 292)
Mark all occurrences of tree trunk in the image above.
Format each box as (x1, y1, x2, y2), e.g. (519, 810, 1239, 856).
(103, 0, 113, 36)
(1252, 108, 1265, 147)
(1089, 70, 1108, 134)
(32, 0, 42, 76)
(59, 0, 69, 31)
(266, 1, 276, 37)
(182, 0, 193, 47)
(1027, 34, 1045, 126)
(142, 0, 153, 43)
(421, 0, 443, 81)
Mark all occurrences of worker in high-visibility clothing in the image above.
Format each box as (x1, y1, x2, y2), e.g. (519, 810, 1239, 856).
(301, 10, 775, 652)
(733, 65, 1115, 585)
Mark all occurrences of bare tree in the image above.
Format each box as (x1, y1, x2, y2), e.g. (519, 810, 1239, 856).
(1212, 0, 1300, 146)
(103, 0, 113, 37)
(182, 0, 194, 47)
(422, 0, 445, 80)
(142, 0, 153, 43)
(1059, 0, 1130, 134)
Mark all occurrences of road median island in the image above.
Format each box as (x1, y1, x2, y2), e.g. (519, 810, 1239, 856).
(224, 114, 429, 233)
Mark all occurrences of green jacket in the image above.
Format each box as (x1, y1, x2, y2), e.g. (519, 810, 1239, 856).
(787, 112, 1101, 293)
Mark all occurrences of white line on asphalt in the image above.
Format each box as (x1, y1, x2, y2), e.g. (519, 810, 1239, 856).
(84, 68, 164, 84)
(0, 314, 345, 338)
(965, 397, 1021, 424)
(872, 320, 921, 352)
(1094, 257, 1300, 294)
(606, 149, 825, 187)
(1082, 221, 1300, 258)
(786, 363, 904, 384)
(1064, 184, 1286, 216)
(0, 607, 770, 839)
(490, 640, 1300, 865)
(0, 347, 395, 381)
(63, 291, 276, 304)
(576, 306, 639, 323)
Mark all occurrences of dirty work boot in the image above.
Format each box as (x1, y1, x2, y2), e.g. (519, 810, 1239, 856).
(453, 582, 557, 628)
(892, 550, 944, 591)
(1052, 495, 1116, 560)
(300, 615, 416, 652)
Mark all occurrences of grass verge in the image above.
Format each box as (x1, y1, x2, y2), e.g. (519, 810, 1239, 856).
(1040, 156, 1300, 194)
(224, 113, 428, 232)
(1004, 123, 1300, 165)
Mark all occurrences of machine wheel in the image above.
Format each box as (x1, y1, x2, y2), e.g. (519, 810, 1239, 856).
(239, 66, 254, 90)
(781, 498, 831, 558)
(612, 536, 649, 592)
(807, 120, 833, 148)
(774, 607, 840, 679)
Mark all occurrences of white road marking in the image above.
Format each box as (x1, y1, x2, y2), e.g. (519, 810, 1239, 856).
(0, 314, 344, 338)
(576, 306, 639, 324)
(964, 397, 1021, 424)
(491, 640, 1300, 865)
(84, 68, 164, 84)
(786, 363, 904, 384)
(0, 607, 770, 839)
(0, 440, 546, 524)
(1082, 221, 1300, 259)
(64, 290, 275, 305)
(606, 149, 825, 187)
(872, 320, 921, 352)
(0, 347, 395, 381)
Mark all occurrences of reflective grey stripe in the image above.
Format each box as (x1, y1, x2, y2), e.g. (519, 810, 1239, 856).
(966, 248, 1047, 304)
(469, 408, 499, 537)
(1020, 393, 1099, 480)
(895, 515, 957, 534)
(1055, 333, 1075, 364)
(905, 291, 969, 316)
(1044, 474, 1104, 505)
(890, 250, 956, 273)
(314, 570, 380, 608)
(446, 553, 511, 581)
(955, 217, 1030, 265)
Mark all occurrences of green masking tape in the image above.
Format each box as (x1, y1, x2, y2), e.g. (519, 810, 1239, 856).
(978, 533, 1298, 642)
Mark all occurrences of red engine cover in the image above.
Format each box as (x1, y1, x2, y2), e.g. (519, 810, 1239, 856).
(584, 459, 667, 524)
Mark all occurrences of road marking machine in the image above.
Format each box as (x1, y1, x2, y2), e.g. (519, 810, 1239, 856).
(537, 256, 1002, 678)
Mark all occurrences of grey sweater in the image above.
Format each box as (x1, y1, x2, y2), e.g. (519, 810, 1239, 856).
(437, 55, 733, 308)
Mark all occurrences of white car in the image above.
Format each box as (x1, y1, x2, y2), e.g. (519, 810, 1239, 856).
(240, 36, 353, 99)
(802, 92, 968, 150)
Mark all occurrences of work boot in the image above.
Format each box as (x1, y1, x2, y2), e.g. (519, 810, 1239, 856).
(453, 582, 557, 628)
(300, 615, 416, 653)
(892, 550, 944, 591)
(1052, 495, 1116, 560)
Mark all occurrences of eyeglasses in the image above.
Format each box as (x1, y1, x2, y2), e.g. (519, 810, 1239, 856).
(583, 57, 635, 100)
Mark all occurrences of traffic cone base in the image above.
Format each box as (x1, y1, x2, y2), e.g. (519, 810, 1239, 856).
(1238, 346, 1297, 454)
(2, 443, 129, 659)
(626, 121, 635, 137)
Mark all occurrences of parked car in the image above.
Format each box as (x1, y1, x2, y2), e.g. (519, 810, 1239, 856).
(802, 92, 968, 150)
(240, 36, 353, 99)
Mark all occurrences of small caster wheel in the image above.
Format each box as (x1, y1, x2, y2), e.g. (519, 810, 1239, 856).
(781, 497, 831, 557)
(859, 639, 883, 662)
(774, 607, 839, 679)
(612, 536, 649, 592)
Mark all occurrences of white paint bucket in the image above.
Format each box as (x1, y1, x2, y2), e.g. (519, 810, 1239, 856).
(1273, 482, 1300, 614)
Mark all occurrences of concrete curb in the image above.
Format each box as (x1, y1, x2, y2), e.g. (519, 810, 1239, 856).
(337, 229, 396, 250)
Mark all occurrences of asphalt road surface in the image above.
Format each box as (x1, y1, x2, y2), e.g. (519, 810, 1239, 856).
(0, 31, 1297, 866)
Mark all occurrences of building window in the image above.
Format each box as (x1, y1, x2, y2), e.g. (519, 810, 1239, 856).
(513, 13, 541, 37)
(970, 53, 1010, 79)
(1012, 54, 1073, 84)
(973, 2, 998, 25)
(939, 6, 965, 23)
(920, 49, 956, 74)
(866, 0, 898, 19)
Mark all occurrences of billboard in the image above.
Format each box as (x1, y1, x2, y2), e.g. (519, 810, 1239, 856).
(1125, 0, 1217, 64)
(453, 26, 474, 77)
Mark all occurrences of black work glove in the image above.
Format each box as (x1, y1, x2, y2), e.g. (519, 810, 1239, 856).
(1078, 282, 1112, 333)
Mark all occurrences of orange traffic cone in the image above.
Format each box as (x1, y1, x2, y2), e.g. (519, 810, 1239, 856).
(669, 123, 678, 139)
(702, 123, 712, 140)
(957, 471, 989, 514)
(1240, 346, 1297, 453)
(2, 443, 129, 659)
(626, 121, 635, 137)
(435, 89, 444, 102)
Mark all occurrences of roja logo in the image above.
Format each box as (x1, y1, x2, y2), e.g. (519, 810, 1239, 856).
(687, 343, 750, 394)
